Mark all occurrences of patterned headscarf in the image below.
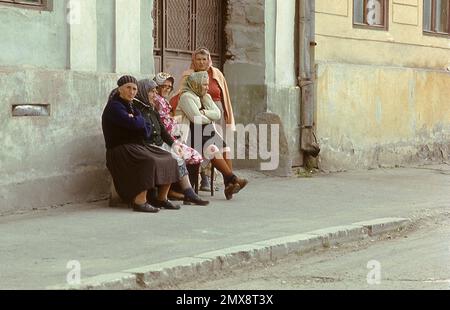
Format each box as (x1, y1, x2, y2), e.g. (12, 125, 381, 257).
(154, 72, 175, 87)
(135, 79, 158, 107)
(181, 71, 209, 97)
(191, 48, 213, 72)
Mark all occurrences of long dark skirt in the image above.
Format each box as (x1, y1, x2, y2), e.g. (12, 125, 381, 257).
(106, 143, 180, 203)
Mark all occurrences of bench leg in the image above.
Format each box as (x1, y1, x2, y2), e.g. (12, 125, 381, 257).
(211, 164, 215, 197)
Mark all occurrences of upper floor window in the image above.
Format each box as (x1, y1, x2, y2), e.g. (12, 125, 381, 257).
(424, 0, 450, 35)
(0, 0, 51, 10)
(353, 0, 389, 30)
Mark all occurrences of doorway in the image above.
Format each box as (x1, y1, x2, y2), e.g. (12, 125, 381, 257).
(153, 0, 225, 90)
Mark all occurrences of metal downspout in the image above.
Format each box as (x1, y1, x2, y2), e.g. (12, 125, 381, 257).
(298, 0, 320, 158)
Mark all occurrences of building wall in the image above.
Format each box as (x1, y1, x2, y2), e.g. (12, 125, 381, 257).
(315, 0, 450, 170)
(225, 0, 302, 174)
(0, 0, 153, 214)
(268, 0, 301, 168)
(0, 0, 69, 69)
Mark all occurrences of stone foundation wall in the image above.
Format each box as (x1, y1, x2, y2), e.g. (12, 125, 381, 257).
(316, 62, 450, 171)
(0, 68, 118, 214)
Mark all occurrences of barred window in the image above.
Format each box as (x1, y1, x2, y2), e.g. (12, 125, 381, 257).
(353, 0, 389, 30)
(0, 0, 51, 10)
(424, 0, 450, 35)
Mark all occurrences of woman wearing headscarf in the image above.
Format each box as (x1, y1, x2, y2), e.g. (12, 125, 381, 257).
(153, 72, 203, 166)
(133, 79, 209, 206)
(175, 71, 248, 201)
(102, 75, 180, 213)
(171, 48, 236, 191)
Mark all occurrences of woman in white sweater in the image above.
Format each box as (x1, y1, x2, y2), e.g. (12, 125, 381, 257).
(176, 72, 248, 201)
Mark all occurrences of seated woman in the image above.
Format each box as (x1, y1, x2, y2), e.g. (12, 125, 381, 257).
(175, 71, 248, 200)
(102, 75, 181, 213)
(153, 72, 205, 193)
(133, 79, 209, 206)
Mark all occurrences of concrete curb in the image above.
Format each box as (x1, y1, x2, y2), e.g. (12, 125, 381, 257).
(48, 217, 411, 290)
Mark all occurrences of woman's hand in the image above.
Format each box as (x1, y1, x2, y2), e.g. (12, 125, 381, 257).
(172, 142, 184, 158)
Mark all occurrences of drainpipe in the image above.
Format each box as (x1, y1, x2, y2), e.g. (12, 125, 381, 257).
(298, 0, 320, 158)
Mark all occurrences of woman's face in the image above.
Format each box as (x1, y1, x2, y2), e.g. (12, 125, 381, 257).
(200, 80, 209, 97)
(118, 83, 138, 102)
(158, 80, 173, 98)
(194, 54, 209, 71)
(147, 89, 157, 104)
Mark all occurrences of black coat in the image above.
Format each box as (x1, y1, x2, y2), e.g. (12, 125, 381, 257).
(133, 100, 174, 147)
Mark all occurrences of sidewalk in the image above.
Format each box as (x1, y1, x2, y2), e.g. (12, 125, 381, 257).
(0, 164, 449, 289)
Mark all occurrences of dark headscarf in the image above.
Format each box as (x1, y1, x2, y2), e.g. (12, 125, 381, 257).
(135, 79, 158, 107)
(134, 79, 175, 147)
(117, 75, 138, 87)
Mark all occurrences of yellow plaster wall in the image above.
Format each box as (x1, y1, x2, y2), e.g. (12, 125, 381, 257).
(314, 0, 450, 169)
(316, 63, 450, 169)
(315, 0, 450, 69)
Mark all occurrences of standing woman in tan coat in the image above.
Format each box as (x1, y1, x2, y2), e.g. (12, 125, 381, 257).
(171, 47, 236, 190)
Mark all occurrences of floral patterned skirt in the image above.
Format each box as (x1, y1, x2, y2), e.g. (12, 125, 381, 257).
(178, 142, 203, 165)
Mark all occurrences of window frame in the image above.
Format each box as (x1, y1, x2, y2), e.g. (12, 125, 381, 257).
(353, 0, 390, 31)
(0, 0, 52, 11)
(423, 0, 450, 37)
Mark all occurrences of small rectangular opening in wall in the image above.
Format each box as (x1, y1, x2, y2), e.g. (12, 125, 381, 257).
(12, 104, 51, 117)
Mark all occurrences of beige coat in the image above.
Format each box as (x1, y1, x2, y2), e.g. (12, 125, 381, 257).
(180, 67, 236, 131)
(175, 92, 221, 144)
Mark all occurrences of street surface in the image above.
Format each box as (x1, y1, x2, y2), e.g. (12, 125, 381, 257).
(0, 165, 449, 289)
(174, 214, 450, 290)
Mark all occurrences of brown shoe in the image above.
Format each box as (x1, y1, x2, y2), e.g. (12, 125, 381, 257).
(224, 183, 240, 200)
(233, 177, 248, 194)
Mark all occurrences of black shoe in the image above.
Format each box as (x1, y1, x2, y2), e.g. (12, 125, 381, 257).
(153, 200, 181, 210)
(184, 194, 210, 206)
(131, 202, 160, 213)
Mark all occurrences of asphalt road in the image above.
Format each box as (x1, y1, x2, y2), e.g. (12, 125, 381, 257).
(174, 213, 450, 290)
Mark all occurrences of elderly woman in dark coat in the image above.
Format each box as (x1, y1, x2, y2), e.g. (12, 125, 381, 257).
(102, 75, 181, 213)
(133, 79, 209, 206)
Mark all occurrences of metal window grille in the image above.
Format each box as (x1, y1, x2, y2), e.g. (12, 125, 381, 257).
(153, 0, 224, 72)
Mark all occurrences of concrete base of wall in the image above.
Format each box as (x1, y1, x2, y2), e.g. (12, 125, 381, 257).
(0, 169, 111, 215)
(0, 67, 121, 214)
(224, 63, 302, 176)
(316, 62, 450, 171)
(319, 139, 450, 172)
(267, 85, 302, 167)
